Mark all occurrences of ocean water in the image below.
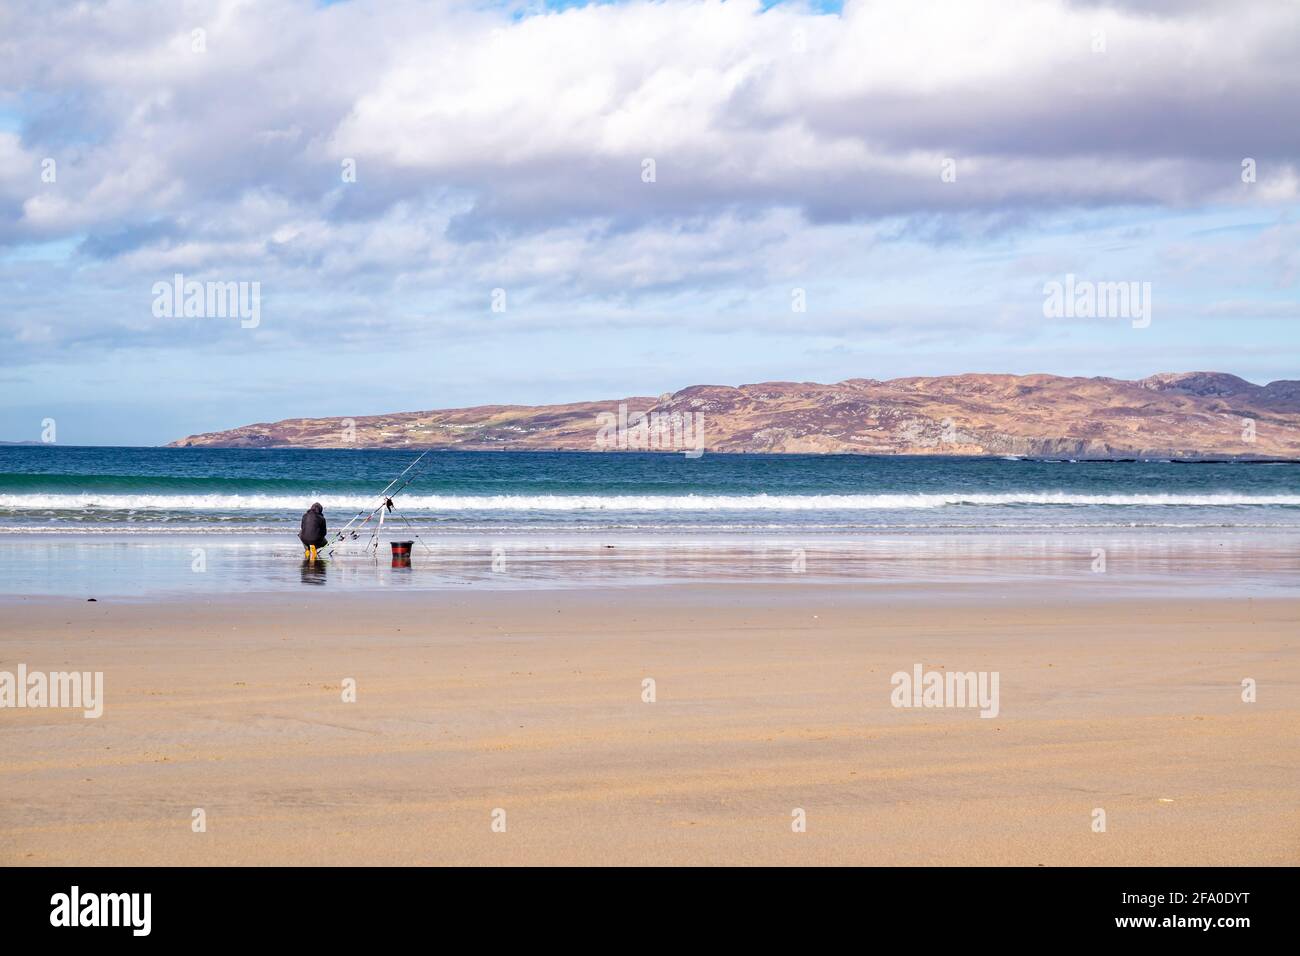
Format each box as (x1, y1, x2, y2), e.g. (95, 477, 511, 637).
(0, 447, 1297, 595)
(2, 446, 1299, 533)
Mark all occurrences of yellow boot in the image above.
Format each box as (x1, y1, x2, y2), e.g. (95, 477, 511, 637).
(309, 545, 318, 561)
(304, 547, 310, 559)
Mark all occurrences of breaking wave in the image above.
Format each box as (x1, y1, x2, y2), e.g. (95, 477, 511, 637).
(2, 492, 1299, 512)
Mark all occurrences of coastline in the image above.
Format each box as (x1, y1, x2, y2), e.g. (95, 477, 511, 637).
(2, 586, 1296, 866)
(1, 528, 1298, 598)
(163, 371, 1300, 459)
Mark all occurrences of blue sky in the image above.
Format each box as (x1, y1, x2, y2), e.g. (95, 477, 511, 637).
(1, 0, 1297, 445)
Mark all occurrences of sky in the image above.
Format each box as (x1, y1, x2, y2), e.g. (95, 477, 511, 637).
(0, 0, 1297, 446)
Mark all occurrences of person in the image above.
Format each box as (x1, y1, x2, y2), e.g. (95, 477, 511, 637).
(300, 502, 327, 560)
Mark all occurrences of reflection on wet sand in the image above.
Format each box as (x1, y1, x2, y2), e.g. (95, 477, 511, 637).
(299, 559, 327, 586)
(0, 530, 1296, 598)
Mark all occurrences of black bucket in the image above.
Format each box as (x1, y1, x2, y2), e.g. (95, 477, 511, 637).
(391, 540, 413, 568)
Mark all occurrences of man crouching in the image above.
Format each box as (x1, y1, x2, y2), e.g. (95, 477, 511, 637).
(300, 502, 327, 560)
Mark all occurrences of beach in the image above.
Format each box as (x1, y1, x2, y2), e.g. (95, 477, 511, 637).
(3, 585, 1296, 866)
(2, 448, 1297, 866)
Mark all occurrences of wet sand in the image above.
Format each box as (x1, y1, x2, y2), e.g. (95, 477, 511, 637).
(1, 587, 1297, 865)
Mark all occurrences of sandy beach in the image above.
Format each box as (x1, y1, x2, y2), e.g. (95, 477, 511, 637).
(2, 585, 1296, 866)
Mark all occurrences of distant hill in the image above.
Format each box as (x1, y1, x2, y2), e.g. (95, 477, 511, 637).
(169, 372, 1300, 458)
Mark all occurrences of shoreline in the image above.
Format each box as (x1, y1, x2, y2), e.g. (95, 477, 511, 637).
(2, 527, 1298, 599)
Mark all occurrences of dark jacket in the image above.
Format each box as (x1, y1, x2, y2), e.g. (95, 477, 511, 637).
(299, 503, 327, 546)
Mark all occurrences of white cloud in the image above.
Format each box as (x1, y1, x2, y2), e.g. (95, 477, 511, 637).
(0, 0, 1295, 372)
(0, 0, 1293, 241)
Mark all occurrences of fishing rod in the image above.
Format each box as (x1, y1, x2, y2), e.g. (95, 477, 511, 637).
(329, 449, 431, 540)
(327, 461, 426, 555)
(325, 449, 434, 556)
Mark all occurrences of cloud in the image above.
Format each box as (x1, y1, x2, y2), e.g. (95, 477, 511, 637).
(0, 0, 1295, 383)
(2, 0, 1295, 243)
(328, 0, 1300, 226)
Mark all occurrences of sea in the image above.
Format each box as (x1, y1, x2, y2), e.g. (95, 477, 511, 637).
(1, 446, 1297, 596)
